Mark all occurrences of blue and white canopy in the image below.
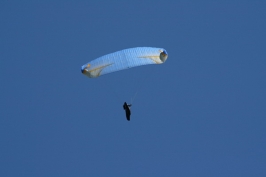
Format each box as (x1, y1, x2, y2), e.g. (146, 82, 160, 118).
(81, 47, 168, 78)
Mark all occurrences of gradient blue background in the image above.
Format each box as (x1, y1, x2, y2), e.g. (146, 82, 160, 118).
(1, 1, 266, 176)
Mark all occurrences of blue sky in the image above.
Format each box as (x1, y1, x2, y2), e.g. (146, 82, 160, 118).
(1, 1, 266, 176)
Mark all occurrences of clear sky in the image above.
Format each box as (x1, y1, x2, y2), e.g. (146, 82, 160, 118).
(1, 1, 266, 176)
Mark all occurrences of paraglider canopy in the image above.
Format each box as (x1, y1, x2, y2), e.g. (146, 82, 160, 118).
(81, 47, 168, 78)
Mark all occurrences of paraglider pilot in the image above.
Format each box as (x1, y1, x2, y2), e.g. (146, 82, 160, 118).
(123, 102, 131, 121)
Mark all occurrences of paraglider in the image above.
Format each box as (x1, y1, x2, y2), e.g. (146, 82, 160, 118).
(123, 102, 132, 121)
(81, 47, 168, 120)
